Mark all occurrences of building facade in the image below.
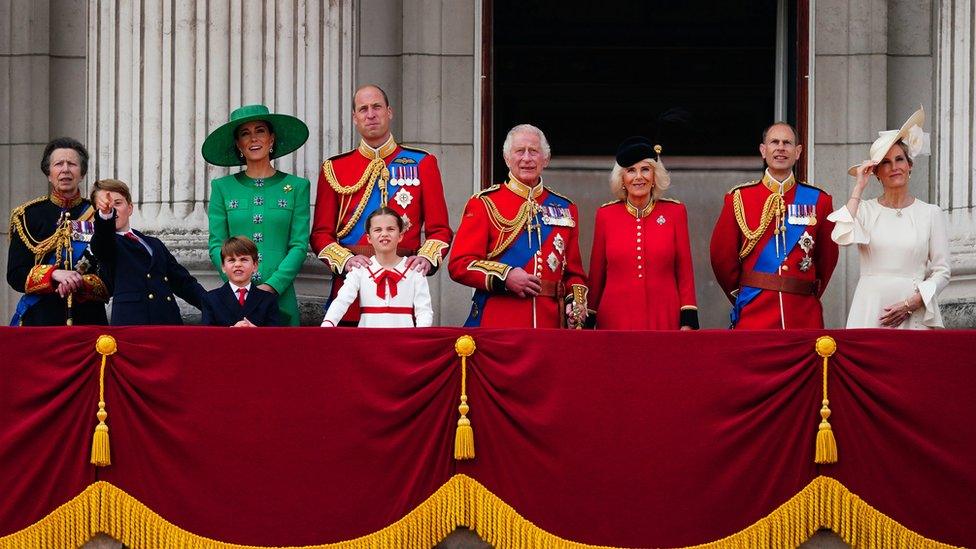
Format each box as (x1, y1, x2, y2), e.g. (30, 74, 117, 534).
(2, 0, 974, 330)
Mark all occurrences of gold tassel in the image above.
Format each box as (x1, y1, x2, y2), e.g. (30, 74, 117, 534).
(91, 335, 117, 467)
(814, 336, 838, 464)
(454, 335, 476, 460)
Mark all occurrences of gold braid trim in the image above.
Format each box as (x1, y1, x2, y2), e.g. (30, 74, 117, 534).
(0, 475, 960, 549)
(417, 239, 450, 267)
(9, 196, 60, 257)
(323, 158, 390, 239)
(732, 189, 786, 259)
(479, 196, 534, 260)
(317, 243, 354, 274)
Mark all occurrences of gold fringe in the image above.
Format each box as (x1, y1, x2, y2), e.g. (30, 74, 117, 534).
(814, 336, 838, 464)
(454, 335, 477, 460)
(91, 335, 118, 467)
(0, 476, 961, 549)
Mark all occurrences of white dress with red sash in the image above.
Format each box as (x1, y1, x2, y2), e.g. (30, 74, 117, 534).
(321, 256, 433, 327)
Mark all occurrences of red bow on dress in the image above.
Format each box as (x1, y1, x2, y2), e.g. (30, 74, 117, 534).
(373, 269, 404, 299)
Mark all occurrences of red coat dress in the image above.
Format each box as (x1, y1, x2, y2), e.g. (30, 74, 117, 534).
(311, 137, 453, 323)
(588, 199, 698, 330)
(448, 177, 587, 328)
(709, 172, 838, 329)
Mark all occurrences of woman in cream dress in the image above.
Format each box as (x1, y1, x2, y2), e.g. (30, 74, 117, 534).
(827, 107, 950, 329)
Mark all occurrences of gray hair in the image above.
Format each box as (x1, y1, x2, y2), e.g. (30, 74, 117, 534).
(502, 124, 551, 160)
(608, 158, 671, 201)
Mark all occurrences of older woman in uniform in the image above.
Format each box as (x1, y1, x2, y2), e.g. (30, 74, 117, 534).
(588, 137, 698, 330)
(203, 105, 310, 326)
(828, 107, 950, 328)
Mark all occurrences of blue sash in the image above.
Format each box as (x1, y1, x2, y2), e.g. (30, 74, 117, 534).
(338, 148, 427, 247)
(464, 192, 570, 327)
(10, 238, 91, 326)
(730, 184, 819, 327)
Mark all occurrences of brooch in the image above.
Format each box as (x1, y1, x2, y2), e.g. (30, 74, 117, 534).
(253, 196, 264, 206)
(283, 184, 293, 193)
(278, 199, 288, 208)
(657, 214, 666, 225)
(394, 187, 413, 209)
(228, 200, 239, 209)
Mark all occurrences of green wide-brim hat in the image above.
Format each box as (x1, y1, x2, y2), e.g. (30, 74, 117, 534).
(201, 104, 310, 167)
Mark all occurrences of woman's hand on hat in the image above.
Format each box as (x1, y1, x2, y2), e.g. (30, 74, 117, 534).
(854, 160, 877, 190)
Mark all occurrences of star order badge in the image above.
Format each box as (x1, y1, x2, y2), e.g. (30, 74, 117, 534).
(798, 231, 815, 272)
(394, 187, 413, 209)
(553, 233, 565, 254)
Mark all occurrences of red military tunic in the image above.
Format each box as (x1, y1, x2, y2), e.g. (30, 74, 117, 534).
(710, 171, 838, 329)
(311, 136, 452, 323)
(588, 198, 698, 330)
(449, 176, 587, 328)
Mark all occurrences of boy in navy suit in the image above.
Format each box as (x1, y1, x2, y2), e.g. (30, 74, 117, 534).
(92, 179, 206, 325)
(202, 236, 280, 327)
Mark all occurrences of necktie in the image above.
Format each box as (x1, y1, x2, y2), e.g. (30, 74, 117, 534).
(124, 232, 141, 245)
(237, 288, 247, 306)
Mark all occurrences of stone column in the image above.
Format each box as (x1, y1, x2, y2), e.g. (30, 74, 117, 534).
(935, 0, 976, 326)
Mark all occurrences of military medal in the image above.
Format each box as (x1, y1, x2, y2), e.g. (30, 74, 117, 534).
(798, 231, 814, 272)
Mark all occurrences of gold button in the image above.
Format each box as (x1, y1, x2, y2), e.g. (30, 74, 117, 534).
(638, 274, 643, 278)
(637, 246, 642, 251)
(782, 265, 790, 271)
(166, 296, 172, 301)
(146, 273, 151, 278)
(637, 256, 642, 260)
(148, 293, 155, 299)
(163, 276, 169, 282)
(637, 265, 642, 269)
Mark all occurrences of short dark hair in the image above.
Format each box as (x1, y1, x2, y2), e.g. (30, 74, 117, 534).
(353, 84, 390, 109)
(41, 137, 89, 177)
(366, 206, 404, 232)
(761, 122, 800, 145)
(90, 179, 133, 205)
(221, 236, 260, 262)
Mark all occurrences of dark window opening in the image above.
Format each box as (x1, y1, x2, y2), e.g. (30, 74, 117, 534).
(490, 0, 796, 180)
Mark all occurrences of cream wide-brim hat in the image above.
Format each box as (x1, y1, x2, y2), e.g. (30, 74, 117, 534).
(848, 106, 926, 176)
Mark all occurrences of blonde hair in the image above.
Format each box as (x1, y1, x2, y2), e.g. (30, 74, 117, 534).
(608, 158, 671, 201)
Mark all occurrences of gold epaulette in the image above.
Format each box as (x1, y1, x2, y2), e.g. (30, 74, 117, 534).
(546, 188, 575, 204)
(727, 180, 760, 195)
(9, 195, 48, 227)
(472, 184, 501, 199)
(599, 199, 622, 208)
(400, 144, 432, 156)
(658, 197, 682, 204)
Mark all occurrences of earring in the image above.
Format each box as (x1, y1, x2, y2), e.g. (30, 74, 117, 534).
(238, 150, 244, 159)
(269, 147, 274, 154)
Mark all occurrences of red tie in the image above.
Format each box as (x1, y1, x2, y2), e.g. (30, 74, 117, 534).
(124, 232, 141, 244)
(237, 288, 247, 306)
(373, 270, 404, 299)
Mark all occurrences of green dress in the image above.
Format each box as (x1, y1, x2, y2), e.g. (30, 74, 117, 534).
(207, 171, 310, 326)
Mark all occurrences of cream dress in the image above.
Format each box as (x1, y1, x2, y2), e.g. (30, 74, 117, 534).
(827, 199, 950, 329)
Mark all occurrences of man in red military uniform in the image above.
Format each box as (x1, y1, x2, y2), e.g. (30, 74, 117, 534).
(449, 124, 587, 328)
(311, 84, 452, 324)
(710, 122, 838, 329)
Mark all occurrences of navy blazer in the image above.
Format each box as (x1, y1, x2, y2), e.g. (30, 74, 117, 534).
(93, 213, 206, 325)
(201, 283, 281, 327)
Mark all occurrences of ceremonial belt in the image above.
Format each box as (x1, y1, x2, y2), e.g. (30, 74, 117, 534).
(740, 271, 819, 296)
(348, 245, 416, 258)
(537, 280, 565, 299)
(361, 306, 414, 315)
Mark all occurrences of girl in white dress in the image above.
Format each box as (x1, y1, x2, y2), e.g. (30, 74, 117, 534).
(321, 207, 433, 327)
(827, 107, 950, 329)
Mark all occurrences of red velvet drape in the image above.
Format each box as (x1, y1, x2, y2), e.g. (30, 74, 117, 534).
(1, 327, 973, 547)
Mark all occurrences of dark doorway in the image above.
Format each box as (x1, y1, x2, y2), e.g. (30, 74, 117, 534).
(487, 0, 800, 183)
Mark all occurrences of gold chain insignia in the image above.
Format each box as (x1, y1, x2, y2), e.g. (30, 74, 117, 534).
(479, 196, 536, 260)
(326, 158, 391, 239)
(732, 189, 786, 259)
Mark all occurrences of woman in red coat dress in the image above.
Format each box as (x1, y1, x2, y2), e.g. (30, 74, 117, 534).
(588, 137, 699, 330)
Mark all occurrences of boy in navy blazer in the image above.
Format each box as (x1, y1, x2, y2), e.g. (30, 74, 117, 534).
(92, 179, 206, 325)
(202, 236, 280, 327)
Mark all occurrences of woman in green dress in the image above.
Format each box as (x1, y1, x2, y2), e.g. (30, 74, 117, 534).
(202, 105, 310, 326)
